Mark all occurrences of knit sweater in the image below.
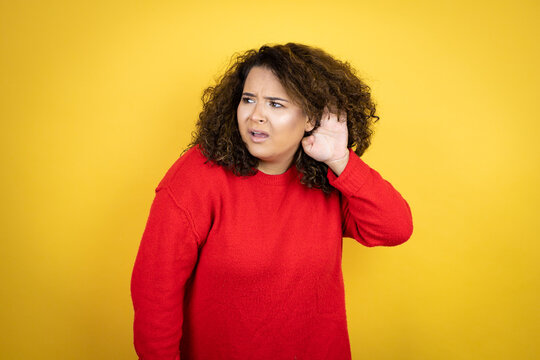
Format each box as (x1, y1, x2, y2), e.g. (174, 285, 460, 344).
(131, 145, 413, 360)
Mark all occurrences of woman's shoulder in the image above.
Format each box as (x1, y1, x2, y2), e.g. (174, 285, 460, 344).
(153, 145, 224, 243)
(155, 144, 225, 193)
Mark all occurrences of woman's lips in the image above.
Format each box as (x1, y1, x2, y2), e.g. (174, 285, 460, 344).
(249, 129, 269, 143)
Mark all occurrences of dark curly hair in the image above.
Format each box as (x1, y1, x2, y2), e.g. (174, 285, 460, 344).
(183, 42, 380, 195)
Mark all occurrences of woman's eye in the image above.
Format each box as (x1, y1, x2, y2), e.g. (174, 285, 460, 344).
(270, 101, 283, 108)
(242, 97, 254, 103)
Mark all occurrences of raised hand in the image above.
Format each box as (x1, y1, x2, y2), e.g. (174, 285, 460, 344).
(301, 106, 350, 175)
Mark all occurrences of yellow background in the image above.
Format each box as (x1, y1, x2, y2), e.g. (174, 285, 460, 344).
(1, 0, 538, 359)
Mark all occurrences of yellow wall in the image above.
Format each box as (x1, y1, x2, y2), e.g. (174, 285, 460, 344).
(1, 1, 538, 359)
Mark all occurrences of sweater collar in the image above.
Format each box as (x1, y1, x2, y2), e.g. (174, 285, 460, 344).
(250, 164, 300, 186)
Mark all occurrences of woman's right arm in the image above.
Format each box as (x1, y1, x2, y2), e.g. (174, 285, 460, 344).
(131, 186, 200, 360)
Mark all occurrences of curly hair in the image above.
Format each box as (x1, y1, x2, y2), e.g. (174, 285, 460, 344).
(183, 42, 380, 195)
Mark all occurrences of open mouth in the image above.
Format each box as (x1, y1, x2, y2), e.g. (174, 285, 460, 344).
(249, 129, 269, 142)
(250, 130, 269, 138)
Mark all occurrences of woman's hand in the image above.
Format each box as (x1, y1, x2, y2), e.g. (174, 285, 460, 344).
(301, 106, 350, 176)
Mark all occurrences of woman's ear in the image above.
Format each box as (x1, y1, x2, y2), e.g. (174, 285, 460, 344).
(304, 118, 315, 132)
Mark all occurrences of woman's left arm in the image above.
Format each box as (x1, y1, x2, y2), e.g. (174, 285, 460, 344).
(326, 149, 413, 247)
(302, 106, 413, 247)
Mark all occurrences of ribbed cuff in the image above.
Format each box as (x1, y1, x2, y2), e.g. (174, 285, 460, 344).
(327, 148, 371, 197)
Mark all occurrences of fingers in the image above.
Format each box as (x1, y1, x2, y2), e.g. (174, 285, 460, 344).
(302, 135, 314, 148)
(322, 105, 347, 123)
(321, 106, 335, 123)
(338, 110, 347, 122)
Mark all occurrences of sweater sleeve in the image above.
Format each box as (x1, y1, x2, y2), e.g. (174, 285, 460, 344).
(131, 186, 200, 360)
(326, 148, 414, 247)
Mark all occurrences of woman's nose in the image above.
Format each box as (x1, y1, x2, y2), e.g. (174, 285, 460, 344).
(251, 102, 266, 123)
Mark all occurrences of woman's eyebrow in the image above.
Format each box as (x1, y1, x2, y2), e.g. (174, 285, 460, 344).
(242, 92, 289, 102)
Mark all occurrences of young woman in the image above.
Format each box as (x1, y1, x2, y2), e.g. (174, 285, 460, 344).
(131, 42, 413, 360)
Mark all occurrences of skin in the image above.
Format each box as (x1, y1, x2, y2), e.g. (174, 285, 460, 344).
(302, 106, 350, 176)
(237, 66, 350, 176)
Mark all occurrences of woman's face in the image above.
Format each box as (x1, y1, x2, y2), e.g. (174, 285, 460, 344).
(237, 66, 314, 175)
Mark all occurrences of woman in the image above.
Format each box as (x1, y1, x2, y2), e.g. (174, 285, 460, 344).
(131, 42, 413, 360)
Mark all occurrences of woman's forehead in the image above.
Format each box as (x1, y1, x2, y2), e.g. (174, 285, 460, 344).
(243, 67, 286, 93)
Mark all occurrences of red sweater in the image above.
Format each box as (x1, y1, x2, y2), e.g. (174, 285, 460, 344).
(131, 145, 413, 360)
